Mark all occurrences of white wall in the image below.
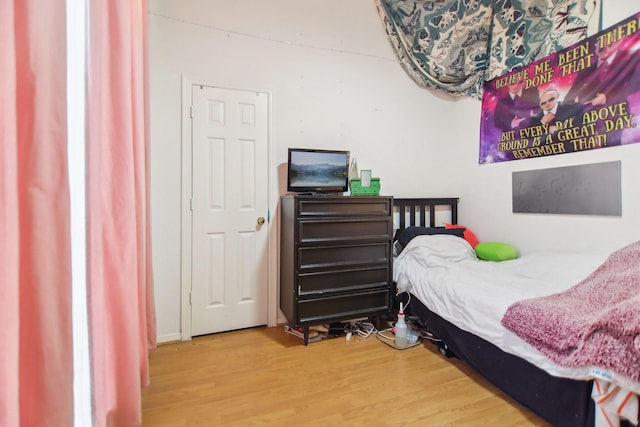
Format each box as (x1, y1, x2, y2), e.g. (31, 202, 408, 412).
(149, 0, 640, 341)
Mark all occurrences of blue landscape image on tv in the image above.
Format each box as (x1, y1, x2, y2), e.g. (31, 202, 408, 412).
(289, 151, 347, 188)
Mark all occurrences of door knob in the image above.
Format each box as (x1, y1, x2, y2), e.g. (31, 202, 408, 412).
(257, 217, 265, 225)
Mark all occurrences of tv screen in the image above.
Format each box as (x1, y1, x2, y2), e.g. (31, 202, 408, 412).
(287, 148, 350, 194)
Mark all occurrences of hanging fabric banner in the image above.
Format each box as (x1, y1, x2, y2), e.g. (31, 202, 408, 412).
(376, 0, 602, 99)
(479, 12, 640, 164)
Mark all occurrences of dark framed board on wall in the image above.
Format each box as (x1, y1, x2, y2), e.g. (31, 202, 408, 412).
(512, 161, 621, 216)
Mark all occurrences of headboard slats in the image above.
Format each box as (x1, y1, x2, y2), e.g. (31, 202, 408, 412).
(393, 198, 459, 228)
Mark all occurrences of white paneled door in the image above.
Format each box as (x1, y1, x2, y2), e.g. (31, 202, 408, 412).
(190, 85, 269, 336)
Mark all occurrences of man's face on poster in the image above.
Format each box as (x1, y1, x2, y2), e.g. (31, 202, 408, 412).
(508, 80, 525, 95)
(539, 91, 558, 112)
(596, 40, 622, 61)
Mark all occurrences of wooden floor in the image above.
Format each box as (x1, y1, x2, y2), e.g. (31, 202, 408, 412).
(142, 326, 550, 426)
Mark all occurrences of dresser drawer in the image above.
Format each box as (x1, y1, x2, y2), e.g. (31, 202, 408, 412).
(298, 266, 389, 296)
(297, 198, 391, 218)
(298, 289, 390, 324)
(298, 242, 390, 270)
(298, 218, 391, 243)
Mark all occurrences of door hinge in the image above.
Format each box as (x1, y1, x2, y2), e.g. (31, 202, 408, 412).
(190, 198, 193, 211)
(189, 292, 192, 305)
(189, 106, 193, 118)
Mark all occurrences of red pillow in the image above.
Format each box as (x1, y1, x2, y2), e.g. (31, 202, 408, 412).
(445, 223, 479, 248)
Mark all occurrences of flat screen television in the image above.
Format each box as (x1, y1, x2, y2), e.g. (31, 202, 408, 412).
(287, 148, 350, 194)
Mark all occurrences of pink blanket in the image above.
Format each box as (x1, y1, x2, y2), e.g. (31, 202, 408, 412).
(501, 241, 640, 382)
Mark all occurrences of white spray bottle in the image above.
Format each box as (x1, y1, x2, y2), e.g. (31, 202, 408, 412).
(395, 302, 408, 349)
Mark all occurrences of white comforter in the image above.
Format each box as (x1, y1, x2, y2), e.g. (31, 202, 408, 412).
(392, 234, 640, 395)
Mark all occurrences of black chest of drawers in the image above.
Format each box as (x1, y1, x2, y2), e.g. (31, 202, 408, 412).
(280, 195, 393, 344)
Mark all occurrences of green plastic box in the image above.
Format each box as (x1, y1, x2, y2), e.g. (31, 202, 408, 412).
(350, 178, 380, 196)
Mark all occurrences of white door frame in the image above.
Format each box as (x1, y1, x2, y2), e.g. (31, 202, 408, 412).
(180, 76, 277, 340)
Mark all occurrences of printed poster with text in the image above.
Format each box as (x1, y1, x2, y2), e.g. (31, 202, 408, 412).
(479, 12, 640, 164)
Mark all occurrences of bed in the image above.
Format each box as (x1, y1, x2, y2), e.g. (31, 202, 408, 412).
(391, 198, 639, 427)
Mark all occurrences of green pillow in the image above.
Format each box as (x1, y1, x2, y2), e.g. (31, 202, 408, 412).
(474, 242, 518, 261)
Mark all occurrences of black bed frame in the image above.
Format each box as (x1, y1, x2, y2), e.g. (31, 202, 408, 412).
(392, 198, 600, 427)
(393, 197, 459, 229)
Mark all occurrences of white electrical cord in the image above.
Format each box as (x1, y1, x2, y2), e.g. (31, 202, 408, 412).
(344, 320, 377, 338)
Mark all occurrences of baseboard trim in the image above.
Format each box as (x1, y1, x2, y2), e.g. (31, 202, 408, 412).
(156, 333, 182, 344)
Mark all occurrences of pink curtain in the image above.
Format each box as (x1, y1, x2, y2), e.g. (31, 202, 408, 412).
(86, 0, 157, 426)
(0, 0, 73, 426)
(2, 0, 156, 425)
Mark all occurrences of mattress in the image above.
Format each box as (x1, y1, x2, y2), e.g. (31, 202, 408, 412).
(392, 234, 640, 395)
